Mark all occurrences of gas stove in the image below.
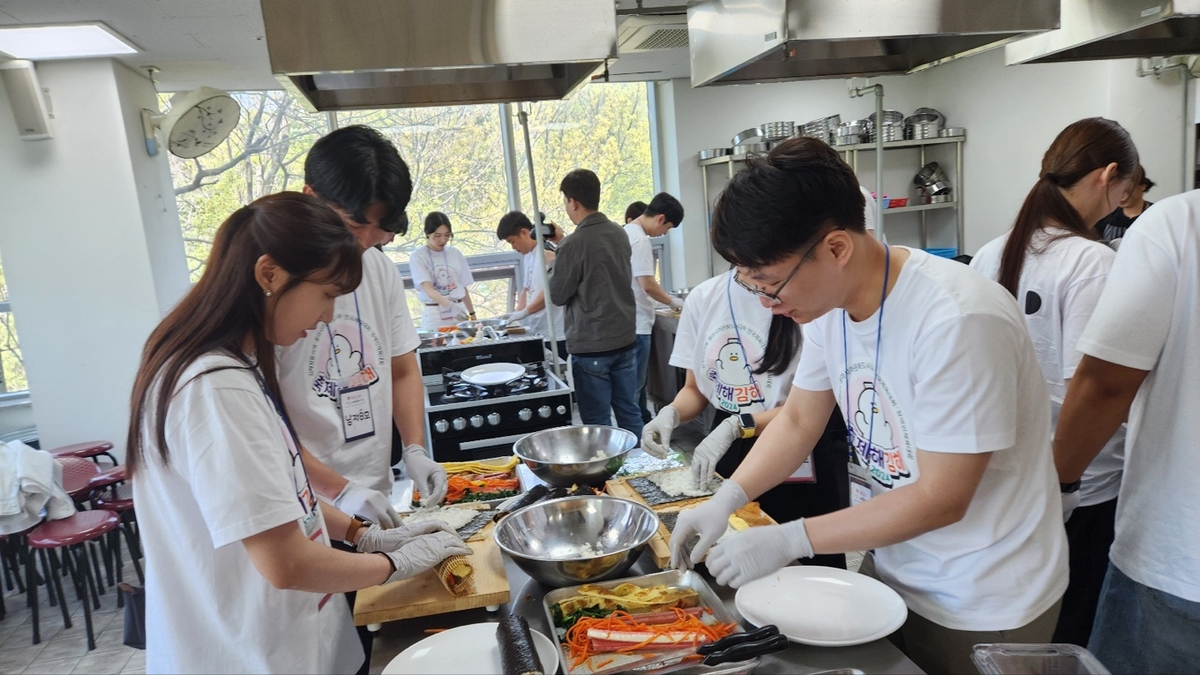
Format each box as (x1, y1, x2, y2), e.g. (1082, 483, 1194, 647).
(418, 335, 572, 462)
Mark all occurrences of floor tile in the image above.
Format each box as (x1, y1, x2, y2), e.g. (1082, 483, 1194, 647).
(34, 631, 91, 663)
(0, 643, 48, 673)
(20, 656, 82, 674)
(88, 629, 128, 655)
(70, 649, 131, 675)
(119, 652, 143, 672)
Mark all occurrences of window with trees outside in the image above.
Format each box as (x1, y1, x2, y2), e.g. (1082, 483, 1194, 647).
(0, 259, 26, 394)
(167, 84, 654, 322)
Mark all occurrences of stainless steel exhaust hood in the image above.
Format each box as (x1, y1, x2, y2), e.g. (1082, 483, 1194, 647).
(260, 0, 618, 111)
(689, 0, 1062, 86)
(1007, 0, 1200, 65)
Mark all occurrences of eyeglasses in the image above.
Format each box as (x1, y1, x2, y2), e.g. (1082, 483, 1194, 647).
(733, 236, 824, 305)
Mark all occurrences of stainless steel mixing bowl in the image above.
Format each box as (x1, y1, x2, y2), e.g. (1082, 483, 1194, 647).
(493, 495, 660, 587)
(513, 425, 638, 487)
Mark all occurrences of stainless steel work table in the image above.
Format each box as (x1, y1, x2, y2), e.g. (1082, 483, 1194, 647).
(368, 551, 924, 674)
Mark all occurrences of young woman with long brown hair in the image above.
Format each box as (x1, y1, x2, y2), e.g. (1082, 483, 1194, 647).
(970, 117, 1138, 647)
(127, 193, 470, 674)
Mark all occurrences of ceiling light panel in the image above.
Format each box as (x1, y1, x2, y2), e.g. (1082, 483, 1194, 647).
(0, 23, 139, 60)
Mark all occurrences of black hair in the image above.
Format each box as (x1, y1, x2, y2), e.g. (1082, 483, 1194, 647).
(625, 201, 648, 223)
(1133, 164, 1155, 192)
(643, 192, 684, 228)
(711, 137, 865, 268)
(424, 211, 452, 236)
(997, 118, 1137, 297)
(497, 211, 533, 240)
(755, 314, 800, 378)
(304, 125, 412, 234)
(560, 169, 601, 211)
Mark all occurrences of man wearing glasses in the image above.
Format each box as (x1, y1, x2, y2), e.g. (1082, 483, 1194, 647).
(670, 138, 1067, 675)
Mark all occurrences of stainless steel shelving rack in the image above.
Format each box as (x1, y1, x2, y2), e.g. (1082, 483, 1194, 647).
(698, 134, 965, 273)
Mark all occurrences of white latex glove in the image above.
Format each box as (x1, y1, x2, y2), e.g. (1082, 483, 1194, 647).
(333, 481, 400, 528)
(669, 480, 748, 570)
(668, 297, 684, 312)
(404, 444, 448, 507)
(1062, 489, 1081, 523)
(378, 531, 473, 584)
(693, 416, 739, 487)
(641, 406, 680, 459)
(356, 520, 457, 552)
(504, 308, 530, 323)
(707, 518, 814, 589)
(450, 303, 471, 321)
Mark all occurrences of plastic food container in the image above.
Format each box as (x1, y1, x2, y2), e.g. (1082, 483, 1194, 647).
(972, 643, 1111, 675)
(889, 197, 908, 208)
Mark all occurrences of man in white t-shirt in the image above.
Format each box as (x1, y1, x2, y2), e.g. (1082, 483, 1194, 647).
(625, 193, 684, 423)
(1054, 190, 1200, 674)
(277, 126, 451, 672)
(668, 138, 1067, 675)
(496, 211, 567, 357)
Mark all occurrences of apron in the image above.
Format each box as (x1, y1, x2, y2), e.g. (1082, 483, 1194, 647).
(420, 304, 459, 331)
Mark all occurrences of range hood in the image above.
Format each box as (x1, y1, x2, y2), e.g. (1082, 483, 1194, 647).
(260, 0, 618, 111)
(1007, 0, 1200, 65)
(689, 0, 1062, 86)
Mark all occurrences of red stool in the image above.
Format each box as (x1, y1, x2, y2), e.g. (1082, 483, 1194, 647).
(47, 441, 117, 466)
(93, 483, 143, 586)
(57, 457, 102, 503)
(26, 511, 119, 649)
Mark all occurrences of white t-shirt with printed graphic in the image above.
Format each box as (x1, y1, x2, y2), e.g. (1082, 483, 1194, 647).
(278, 247, 421, 494)
(625, 222, 658, 336)
(793, 248, 1067, 632)
(410, 244, 474, 304)
(1075, 191, 1200, 603)
(521, 248, 565, 341)
(971, 229, 1124, 507)
(670, 271, 793, 414)
(134, 352, 362, 675)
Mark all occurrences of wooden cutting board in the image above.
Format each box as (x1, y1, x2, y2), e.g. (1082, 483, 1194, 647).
(606, 475, 777, 569)
(353, 521, 510, 626)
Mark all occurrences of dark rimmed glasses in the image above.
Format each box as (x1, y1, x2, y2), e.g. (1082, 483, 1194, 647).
(733, 236, 824, 306)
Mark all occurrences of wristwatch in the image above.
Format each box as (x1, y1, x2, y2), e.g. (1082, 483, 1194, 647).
(737, 413, 757, 440)
(1059, 480, 1081, 494)
(344, 514, 373, 549)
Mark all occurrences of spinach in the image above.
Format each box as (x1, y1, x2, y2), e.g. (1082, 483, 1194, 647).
(551, 603, 626, 631)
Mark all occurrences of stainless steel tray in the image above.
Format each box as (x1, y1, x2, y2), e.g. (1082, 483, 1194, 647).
(543, 569, 760, 675)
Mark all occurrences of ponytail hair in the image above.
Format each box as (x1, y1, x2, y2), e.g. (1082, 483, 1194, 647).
(997, 117, 1138, 296)
(755, 314, 800, 378)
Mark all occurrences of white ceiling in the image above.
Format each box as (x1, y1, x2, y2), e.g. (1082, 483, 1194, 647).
(0, 0, 689, 93)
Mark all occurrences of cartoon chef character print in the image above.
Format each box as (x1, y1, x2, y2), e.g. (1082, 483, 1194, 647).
(310, 320, 382, 400)
(433, 264, 457, 295)
(846, 378, 915, 489)
(327, 333, 363, 380)
(715, 338, 753, 386)
(706, 333, 767, 413)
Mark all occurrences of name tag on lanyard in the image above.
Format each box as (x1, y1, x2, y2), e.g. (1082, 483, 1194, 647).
(848, 461, 874, 505)
(338, 384, 375, 442)
(785, 456, 815, 483)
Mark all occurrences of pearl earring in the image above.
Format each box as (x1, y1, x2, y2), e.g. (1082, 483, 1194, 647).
(264, 289, 272, 297)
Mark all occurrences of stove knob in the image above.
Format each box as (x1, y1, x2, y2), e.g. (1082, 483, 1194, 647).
(518, 408, 533, 422)
(434, 419, 449, 434)
(487, 412, 501, 426)
(452, 417, 467, 431)
(556, 405, 567, 416)
(537, 406, 552, 419)
(469, 415, 484, 428)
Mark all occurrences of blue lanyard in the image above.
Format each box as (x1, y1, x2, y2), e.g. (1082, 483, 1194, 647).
(725, 272, 763, 405)
(233, 351, 315, 514)
(842, 245, 891, 456)
(325, 291, 366, 379)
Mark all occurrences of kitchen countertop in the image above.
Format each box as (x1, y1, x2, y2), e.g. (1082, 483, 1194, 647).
(371, 551, 924, 674)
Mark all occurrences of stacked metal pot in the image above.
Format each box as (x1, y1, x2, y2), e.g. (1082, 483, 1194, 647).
(913, 161, 954, 204)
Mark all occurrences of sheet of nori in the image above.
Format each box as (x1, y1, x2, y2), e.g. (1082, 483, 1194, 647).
(658, 511, 679, 534)
(456, 511, 493, 541)
(626, 474, 717, 506)
(497, 614, 544, 675)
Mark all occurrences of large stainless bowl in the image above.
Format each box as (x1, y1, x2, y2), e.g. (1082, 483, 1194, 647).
(513, 425, 637, 487)
(494, 495, 660, 587)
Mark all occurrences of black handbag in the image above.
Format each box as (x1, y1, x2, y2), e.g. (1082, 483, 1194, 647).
(118, 582, 146, 650)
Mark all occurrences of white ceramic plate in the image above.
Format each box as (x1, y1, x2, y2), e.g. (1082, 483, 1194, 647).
(461, 362, 527, 386)
(735, 566, 907, 647)
(381, 622, 560, 675)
